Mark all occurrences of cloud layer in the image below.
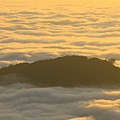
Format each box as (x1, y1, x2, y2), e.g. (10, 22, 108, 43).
(0, 0, 120, 67)
(0, 82, 120, 120)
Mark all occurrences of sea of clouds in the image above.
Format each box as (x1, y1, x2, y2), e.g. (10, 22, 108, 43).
(0, 0, 120, 68)
(1, 1, 120, 119)
(0, 82, 120, 120)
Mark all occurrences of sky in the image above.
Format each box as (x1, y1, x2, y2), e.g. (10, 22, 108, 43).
(0, 0, 120, 68)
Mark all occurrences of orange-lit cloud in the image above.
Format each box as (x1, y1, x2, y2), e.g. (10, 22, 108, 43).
(0, 0, 120, 68)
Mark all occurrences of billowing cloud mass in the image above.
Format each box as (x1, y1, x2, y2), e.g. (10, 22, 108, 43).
(0, 0, 120, 68)
(0, 82, 120, 120)
(1, 1, 120, 119)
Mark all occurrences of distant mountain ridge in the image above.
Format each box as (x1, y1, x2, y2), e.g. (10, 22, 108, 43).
(0, 55, 120, 87)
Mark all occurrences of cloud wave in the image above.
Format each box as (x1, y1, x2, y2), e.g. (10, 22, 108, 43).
(0, 0, 120, 68)
(0, 83, 120, 120)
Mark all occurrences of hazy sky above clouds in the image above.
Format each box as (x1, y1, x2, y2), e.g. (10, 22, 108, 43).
(0, 0, 120, 67)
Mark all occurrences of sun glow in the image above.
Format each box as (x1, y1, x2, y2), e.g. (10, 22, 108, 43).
(69, 116, 94, 120)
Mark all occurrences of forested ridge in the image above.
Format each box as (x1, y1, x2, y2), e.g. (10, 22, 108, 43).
(0, 56, 120, 87)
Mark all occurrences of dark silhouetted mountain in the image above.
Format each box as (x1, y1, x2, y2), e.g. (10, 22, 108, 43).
(0, 55, 120, 87)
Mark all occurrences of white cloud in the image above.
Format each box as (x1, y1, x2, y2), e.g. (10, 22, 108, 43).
(0, 82, 120, 120)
